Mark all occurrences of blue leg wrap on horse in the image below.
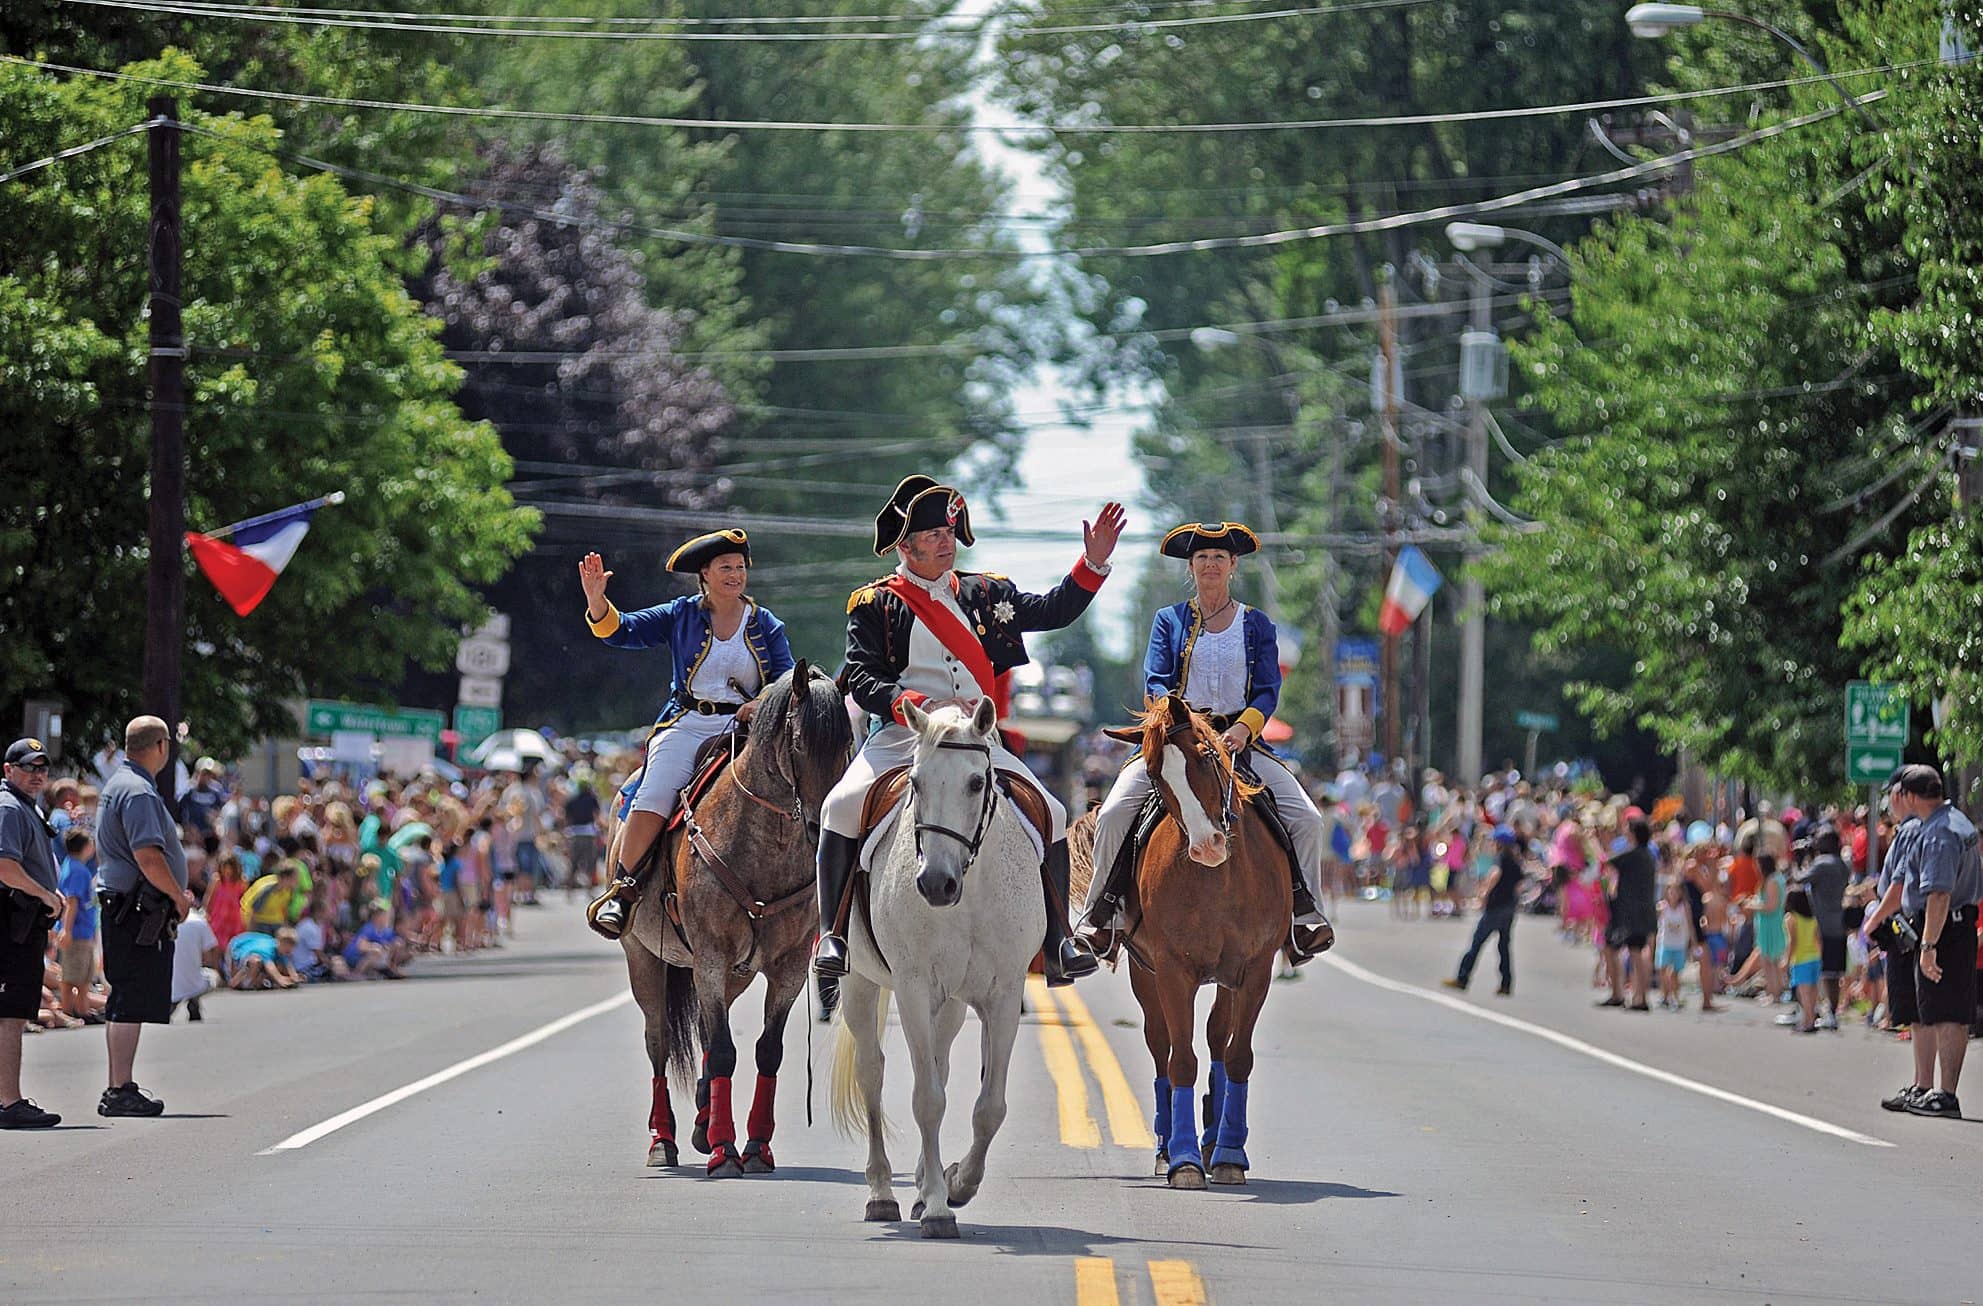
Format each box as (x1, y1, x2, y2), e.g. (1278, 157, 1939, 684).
(1166, 1084, 1200, 1175)
(1200, 1062, 1228, 1156)
(1153, 1077, 1173, 1158)
(1211, 1079, 1249, 1170)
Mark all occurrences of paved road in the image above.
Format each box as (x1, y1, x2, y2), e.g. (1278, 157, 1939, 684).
(6, 897, 1979, 1304)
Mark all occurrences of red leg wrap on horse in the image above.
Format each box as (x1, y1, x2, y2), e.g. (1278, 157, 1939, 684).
(649, 1076, 675, 1140)
(706, 1076, 737, 1146)
(747, 1073, 777, 1143)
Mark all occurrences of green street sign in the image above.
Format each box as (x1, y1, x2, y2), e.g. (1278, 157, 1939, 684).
(304, 699, 444, 744)
(452, 704, 501, 745)
(1515, 710, 1559, 733)
(1847, 743, 1903, 784)
(1845, 681, 1908, 746)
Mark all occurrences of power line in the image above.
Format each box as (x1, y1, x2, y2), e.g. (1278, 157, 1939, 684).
(0, 120, 153, 185)
(72, 0, 1311, 28)
(4, 53, 1911, 136)
(61, 0, 1437, 42)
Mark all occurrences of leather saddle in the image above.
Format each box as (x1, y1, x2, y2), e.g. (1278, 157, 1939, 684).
(857, 764, 1053, 846)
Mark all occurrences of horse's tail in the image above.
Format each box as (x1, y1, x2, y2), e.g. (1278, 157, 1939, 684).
(828, 983, 891, 1139)
(663, 962, 698, 1083)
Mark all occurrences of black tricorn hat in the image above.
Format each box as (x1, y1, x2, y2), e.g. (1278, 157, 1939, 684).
(1160, 521, 1261, 559)
(873, 474, 975, 556)
(667, 528, 751, 574)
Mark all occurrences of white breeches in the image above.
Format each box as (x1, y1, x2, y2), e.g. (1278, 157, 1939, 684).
(1077, 749, 1323, 928)
(822, 723, 1066, 843)
(627, 713, 737, 818)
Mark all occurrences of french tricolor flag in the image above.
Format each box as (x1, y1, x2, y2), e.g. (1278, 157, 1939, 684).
(184, 492, 343, 617)
(1378, 545, 1443, 637)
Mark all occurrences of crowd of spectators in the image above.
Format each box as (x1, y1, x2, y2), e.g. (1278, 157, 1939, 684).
(16, 742, 627, 1035)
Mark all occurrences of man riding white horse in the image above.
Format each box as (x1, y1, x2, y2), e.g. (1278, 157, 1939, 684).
(814, 475, 1127, 987)
(1074, 520, 1334, 964)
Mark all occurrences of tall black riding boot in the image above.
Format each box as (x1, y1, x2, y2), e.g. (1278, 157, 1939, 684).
(1042, 839, 1099, 987)
(813, 831, 859, 978)
(1289, 873, 1335, 959)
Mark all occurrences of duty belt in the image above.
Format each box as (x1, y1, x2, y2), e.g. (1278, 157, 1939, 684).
(678, 697, 741, 717)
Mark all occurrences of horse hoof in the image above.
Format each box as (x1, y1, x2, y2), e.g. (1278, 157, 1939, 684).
(864, 1199, 901, 1222)
(920, 1215, 960, 1240)
(1168, 1164, 1207, 1191)
(647, 1138, 679, 1168)
(942, 1163, 973, 1208)
(910, 1199, 925, 1220)
(1210, 1164, 1247, 1186)
(1153, 1150, 1170, 1178)
(742, 1141, 775, 1174)
(691, 1123, 711, 1155)
(707, 1159, 744, 1178)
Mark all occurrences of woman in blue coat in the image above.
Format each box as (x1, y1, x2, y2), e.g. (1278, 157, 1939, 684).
(578, 529, 795, 939)
(1074, 522, 1333, 961)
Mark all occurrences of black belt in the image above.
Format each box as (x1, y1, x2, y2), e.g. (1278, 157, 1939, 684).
(676, 698, 741, 717)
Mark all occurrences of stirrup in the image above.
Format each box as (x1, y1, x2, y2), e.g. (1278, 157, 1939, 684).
(586, 876, 639, 940)
(813, 933, 850, 978)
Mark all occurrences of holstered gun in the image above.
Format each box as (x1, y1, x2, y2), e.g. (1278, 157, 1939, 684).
(3, 888, 55, 945)
(131, 882, 180, 947)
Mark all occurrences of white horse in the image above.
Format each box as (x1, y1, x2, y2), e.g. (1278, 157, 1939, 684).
(828, 698, 1045, 1239)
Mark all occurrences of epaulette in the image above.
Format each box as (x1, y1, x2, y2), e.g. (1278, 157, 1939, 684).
(846, 578, 893, 613)
(965, 570, 1009, 583)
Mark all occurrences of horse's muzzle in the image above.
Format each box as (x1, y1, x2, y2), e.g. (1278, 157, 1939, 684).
(1188, 833, 1229, 867)
(915, 864, 963, 907)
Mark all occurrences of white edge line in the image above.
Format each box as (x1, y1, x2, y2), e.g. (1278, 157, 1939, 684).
(258, 990, 636, 1154)
(1319, 954, 1894, 1148)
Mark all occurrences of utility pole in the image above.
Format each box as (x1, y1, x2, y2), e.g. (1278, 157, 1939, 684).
(1378, 277, 1403, 767)
(1247, 423, 1283, 617)
(1456, 261, 1493, 788)
(142, 97, 186, 744)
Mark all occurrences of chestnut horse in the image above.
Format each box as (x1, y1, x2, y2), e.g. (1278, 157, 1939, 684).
(611, 662, 852, 1174)
(1101, 693, 1282, 1189)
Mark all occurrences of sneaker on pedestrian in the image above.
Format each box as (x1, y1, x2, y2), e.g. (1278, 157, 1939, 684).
(0, 1098, 61, 1129)
(1904, 1090, 1962, 1120)
(98, 1082, 166, 1118)
(1774, 1012, 1801, 1026)
(1880, 1083, 1928, 1112)
(1818, 1012, 1839, 1031)
(1440, 977, 1466, 991)
(1494, 984, 1512, 997)
(1595, 996, 1626, 1008)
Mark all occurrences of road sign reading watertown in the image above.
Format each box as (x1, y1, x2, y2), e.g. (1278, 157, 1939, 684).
(1845, 681, 1907, 784)
(305, 699, 445, 744)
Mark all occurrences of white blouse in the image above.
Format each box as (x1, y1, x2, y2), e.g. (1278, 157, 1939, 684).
(688, 621, 760, 703)
(1183, 607, 1248, 715)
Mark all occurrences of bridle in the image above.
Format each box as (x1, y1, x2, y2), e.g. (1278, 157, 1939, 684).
(911, 738, 1000, 866)
(1160, 712, 1237, 840)
(723, 713, 821, 841)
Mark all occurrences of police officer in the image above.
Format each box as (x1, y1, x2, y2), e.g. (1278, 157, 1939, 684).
(0, 739, 65, 1128)
(95, 716, 194, 1118)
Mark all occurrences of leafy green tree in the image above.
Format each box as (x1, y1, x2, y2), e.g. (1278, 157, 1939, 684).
(0, 55, 536, 756)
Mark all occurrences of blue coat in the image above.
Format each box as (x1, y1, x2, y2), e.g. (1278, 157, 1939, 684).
(587, 595, 795, 730)
(1144, 601, 1280, 742)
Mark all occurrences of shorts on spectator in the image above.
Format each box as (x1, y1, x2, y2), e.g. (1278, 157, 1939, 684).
(1789, 959, 1822, 989)
(1820, 933, 1847, 978)
(0, 924, 50, 1020)
(1915, 910, 1979, 1027)
(1702, 932, 1729, 968)
(59, 934, 96, 986)
(100, 908, 175, 1025)
(1656, 946, 1688, 974)
(1605, 925, 1650, 951)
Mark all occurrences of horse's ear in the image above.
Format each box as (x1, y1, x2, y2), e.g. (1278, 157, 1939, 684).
(1164, 694, 1189, 726)
(793, 658, 810, 685)
(971, 696, 998, 737)
(1101, 724, 1142, 743)
(901, 697, 930, 733)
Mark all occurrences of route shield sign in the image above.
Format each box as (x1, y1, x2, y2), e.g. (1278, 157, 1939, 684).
(452, 704, 501, 745)
(1845, 681, 1907, 783)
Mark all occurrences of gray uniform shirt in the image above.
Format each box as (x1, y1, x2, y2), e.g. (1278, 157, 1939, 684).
(1902, 803, 1983, 916)
(1876, 818, 1920, 900)
(0, 783, 61, 894)
(96, 760, 189, 894)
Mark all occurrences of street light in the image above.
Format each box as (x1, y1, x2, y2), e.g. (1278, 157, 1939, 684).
(1443, 221, 1572, 268)
(1623, 4, 1886, 131)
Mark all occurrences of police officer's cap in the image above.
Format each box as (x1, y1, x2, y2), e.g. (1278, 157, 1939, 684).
(1160, 521, 1261, 559)
(873, 475, 974, 556)
(666, 529, 751, 574)
(5, 738, 51, 767)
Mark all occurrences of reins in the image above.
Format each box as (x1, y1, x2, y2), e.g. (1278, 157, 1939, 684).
(677, 727, 816, 976)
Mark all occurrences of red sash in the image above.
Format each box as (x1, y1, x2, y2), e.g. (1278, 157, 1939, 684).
(882, 574, 997, 700)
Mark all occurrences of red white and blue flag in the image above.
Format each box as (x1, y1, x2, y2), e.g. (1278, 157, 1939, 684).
(184, 492, 343, 617)
(1378, 545, 1443, 637)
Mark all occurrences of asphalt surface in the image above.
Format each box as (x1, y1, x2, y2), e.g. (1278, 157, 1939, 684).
(6, 895, 1980, 1304)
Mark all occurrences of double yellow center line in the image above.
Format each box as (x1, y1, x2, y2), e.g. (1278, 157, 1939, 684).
(1078, 1257, 1208, 1306)
(1027, 976, 1154, 1150)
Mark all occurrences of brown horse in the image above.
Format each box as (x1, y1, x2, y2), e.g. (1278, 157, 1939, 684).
(610, 662, 853, 1175)
(1101, 693, 1282, 1190)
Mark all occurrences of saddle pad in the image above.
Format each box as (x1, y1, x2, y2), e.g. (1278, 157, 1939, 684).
(858, 789, 1045, 875)
(666, 735, 737, 833)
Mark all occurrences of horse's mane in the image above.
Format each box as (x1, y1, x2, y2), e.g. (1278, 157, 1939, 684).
(1133, 696, 1263, 800)
(750, 665, 855, 764)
